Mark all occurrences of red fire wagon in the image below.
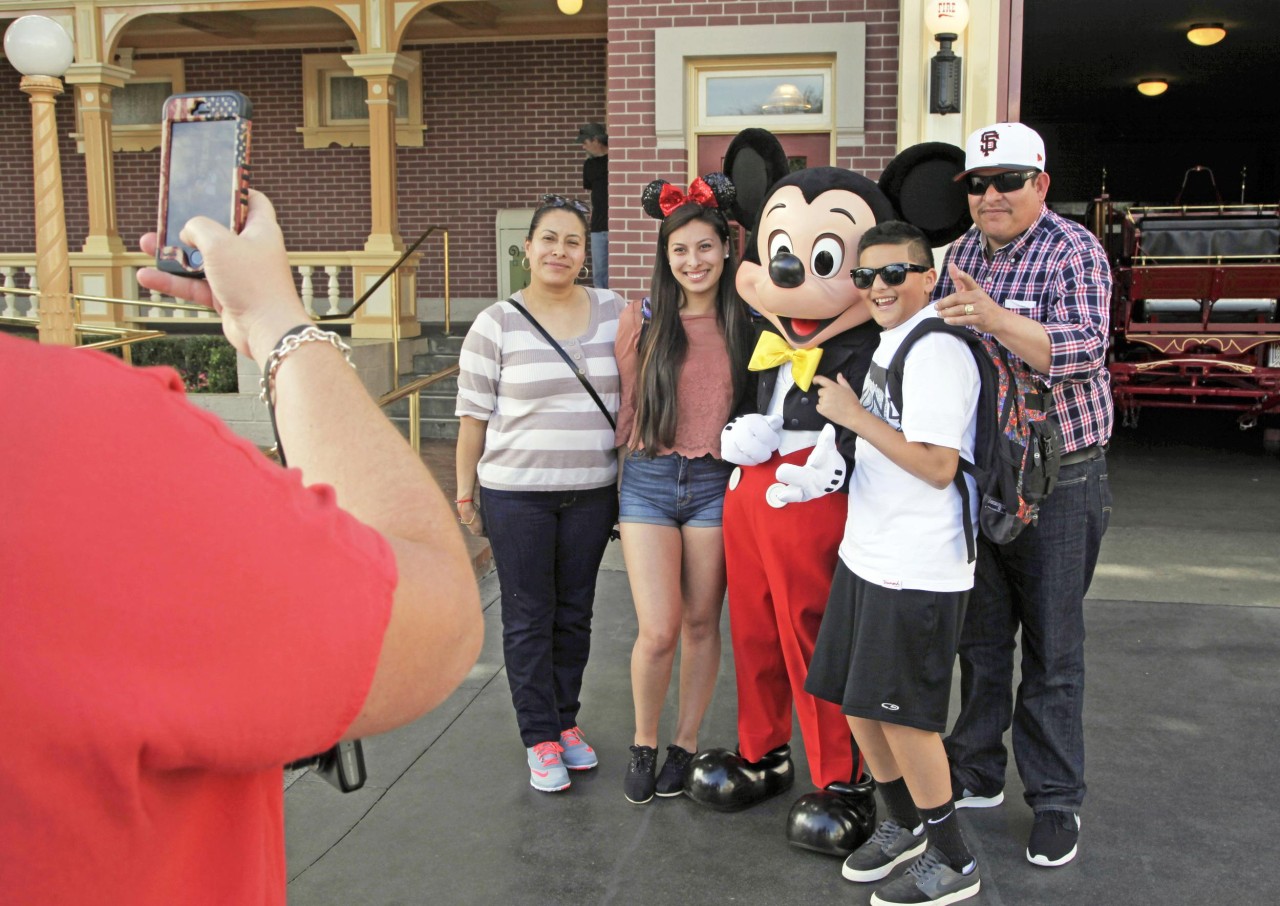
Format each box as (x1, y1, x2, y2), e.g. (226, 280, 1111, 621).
(1091, 168, 1280, 453)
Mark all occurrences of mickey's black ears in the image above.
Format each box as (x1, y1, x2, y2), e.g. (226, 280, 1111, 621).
(723, 128, 791, 230)
(878, 142, 972, 247)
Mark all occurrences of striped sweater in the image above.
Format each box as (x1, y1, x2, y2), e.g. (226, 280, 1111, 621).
(456, 288, 626, 491)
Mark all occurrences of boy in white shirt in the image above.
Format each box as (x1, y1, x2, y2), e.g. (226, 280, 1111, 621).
(805, 221, 982, 906)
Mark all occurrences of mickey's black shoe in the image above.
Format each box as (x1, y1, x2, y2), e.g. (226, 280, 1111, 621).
(786, 773, 878, 856)
(684, 744, 795, 811)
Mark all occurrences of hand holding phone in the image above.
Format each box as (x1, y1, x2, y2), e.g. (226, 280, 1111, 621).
(155, 91, 252, 278)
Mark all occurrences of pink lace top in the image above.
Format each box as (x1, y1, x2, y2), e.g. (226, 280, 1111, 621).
(613, 298, 735, 459)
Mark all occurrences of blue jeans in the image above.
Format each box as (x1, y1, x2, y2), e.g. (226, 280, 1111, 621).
(480, 484, 617, 747)
(590, 231, 609, 288)
(944, 452, 1112, 813)
(618, 451, 732, 528)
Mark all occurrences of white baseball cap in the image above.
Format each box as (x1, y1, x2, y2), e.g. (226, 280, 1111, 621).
(956, 122, 1046, 179)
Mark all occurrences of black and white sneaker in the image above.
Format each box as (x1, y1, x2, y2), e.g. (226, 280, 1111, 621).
(1026, 810, 1081, 867)
(654, 744, 695, 797)
(842, 818, 927, 882)
(870, 847, 980, 906)
(950, 774, 1004, 809)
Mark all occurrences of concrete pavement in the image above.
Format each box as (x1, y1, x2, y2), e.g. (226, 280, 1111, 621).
(285, 412, 1280, 905)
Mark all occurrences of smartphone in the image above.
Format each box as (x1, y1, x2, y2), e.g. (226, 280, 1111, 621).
(155, 91, 252, 277)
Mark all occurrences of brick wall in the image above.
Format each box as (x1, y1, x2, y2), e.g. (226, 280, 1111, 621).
(605, 0, 901, 300)
(0, 38, 605, 303)
(0, 2, 900, 308)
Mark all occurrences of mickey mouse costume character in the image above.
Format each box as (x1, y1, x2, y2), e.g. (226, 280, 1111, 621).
(684, 129, 971, 856)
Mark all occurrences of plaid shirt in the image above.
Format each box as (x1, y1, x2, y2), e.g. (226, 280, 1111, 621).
(933, 206, 1114, 453)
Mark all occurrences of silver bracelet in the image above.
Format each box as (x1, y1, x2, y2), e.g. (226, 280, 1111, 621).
(258, 325, 354, 406)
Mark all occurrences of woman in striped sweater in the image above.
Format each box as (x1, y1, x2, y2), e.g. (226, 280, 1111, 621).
(455, 195, 626, 793)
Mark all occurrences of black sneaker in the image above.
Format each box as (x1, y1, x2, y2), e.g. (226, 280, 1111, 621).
(870, 847, 980, 906)
(950, 773, 1004, 809)
(842, 818, 927, 883)
(1026, 810, 1080, 867)
(623, 744, 658, 804)
(654, 744, 695, 797)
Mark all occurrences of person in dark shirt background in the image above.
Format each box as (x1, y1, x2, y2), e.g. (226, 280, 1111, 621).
(578, 122, 609, 288)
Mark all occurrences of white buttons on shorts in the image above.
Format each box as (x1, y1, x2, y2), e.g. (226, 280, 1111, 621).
(765, 482, 789, 509)
(728, 467, 742, 491)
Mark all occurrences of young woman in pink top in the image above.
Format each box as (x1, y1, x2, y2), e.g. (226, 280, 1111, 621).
(614, 175, 753, 803)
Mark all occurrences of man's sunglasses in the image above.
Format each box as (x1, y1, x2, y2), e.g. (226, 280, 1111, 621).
(541, 193, 590, 214)
(964, 170, 1038, 196)
(850, 263, 930, 290)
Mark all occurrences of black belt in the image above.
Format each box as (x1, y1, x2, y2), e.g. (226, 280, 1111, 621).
(1060, 444, 1104, 466)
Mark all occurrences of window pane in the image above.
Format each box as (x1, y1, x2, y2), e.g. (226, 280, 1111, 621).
(115, 81, 173, 126)
(328, 75, 367, 121)
(705, 74, 824, 116)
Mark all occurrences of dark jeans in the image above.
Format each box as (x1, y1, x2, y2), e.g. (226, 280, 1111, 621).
(480, 484, 617, 748)
(944, 452, 1112, 813)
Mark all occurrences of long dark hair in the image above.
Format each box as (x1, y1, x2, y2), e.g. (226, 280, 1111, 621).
(633, 202, 753, 453)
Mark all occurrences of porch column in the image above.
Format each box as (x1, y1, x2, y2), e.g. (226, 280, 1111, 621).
(65, 63, 131, 328)
(341, 51, 420, 341)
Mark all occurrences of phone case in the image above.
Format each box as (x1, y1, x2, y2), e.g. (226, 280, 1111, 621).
(156, 91, 253, 277)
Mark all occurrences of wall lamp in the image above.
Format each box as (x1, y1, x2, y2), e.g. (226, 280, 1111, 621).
(925, 0, 970, 115)
(557, 0, 582, 15)
(1137, 80, 1169, 97)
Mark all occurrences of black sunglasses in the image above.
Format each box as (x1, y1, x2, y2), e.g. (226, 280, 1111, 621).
(964, 170, 1038, 196)
(850, 263, 930, 290)
(541, 193, 590, 214)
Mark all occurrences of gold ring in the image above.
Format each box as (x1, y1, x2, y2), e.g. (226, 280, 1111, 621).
(964, 303, 974, 315)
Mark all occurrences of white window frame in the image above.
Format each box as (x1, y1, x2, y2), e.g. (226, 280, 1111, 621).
(298, 51, 424, 149)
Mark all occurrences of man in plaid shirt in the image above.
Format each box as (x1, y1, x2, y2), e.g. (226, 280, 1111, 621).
(931, 122, 1114, 870)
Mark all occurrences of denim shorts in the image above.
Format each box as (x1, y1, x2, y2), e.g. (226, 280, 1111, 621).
(618, 450, 733, 528)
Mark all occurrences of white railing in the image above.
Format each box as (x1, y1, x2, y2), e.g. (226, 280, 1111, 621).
(0, 253, 362, 324)
(0, 264, 39, 319)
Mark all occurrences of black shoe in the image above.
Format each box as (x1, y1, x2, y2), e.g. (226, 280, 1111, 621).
(654, 744, 695, 797)
(786, 774, 878, 856)
(870, 847, 980, 906)
(1026, 810, 1080, 867)
(684, 744, 795, 812)
(623, 744, 658, 804)
(842, 818, 926, 883)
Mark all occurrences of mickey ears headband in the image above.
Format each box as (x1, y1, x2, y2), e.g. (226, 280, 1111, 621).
(641, 172, 737, 220)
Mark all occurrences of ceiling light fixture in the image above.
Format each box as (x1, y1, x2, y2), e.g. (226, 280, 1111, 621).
(1186, 23, 1226, 46)
(557, 0, 583, 14)
(1137, 80, 1169, 97)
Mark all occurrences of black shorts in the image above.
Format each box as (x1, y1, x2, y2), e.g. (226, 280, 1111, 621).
(804, 561, 969, 733)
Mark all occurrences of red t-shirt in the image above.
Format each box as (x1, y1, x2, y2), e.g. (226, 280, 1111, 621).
(0, 335, 397, 905)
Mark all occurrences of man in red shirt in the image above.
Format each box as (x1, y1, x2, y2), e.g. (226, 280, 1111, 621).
(0, 192, 483, 905)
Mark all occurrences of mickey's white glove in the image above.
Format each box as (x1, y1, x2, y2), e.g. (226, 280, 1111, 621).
(770, 424, 846, 505)
(720, 414, 784, 466)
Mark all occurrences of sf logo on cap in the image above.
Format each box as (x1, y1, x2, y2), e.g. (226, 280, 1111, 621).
(979, 130, 1000, 157)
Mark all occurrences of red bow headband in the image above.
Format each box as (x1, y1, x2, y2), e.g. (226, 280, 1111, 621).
(658, 178, 718, 217)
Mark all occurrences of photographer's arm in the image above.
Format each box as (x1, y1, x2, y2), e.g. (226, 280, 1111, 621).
(138, 192, 482, 740)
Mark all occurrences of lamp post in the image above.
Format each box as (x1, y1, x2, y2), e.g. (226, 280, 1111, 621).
(925, 0, 970, 115)
(4, 15, 76, 345)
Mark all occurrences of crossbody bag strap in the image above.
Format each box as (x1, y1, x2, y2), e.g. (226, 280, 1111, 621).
(507, 296, 616, 430)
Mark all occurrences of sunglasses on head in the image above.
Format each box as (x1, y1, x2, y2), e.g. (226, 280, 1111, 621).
(850, 263, 930, 290)
(964, 170, 1039, 196)
(541, 193, 590, 214)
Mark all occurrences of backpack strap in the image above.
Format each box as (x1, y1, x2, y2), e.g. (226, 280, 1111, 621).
(884, 318, 987, 563)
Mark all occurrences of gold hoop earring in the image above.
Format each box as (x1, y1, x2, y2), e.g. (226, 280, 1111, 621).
(520, 256, 530, 271)
(580, 265, 590, 279)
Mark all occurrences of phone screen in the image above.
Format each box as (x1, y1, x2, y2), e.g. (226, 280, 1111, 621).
(163, 118, 238, 250)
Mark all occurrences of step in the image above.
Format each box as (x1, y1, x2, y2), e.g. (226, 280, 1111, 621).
(388, 414, 460, 441)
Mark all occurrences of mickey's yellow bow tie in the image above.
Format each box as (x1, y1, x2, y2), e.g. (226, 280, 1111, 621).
(748, 331, 824, 391)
